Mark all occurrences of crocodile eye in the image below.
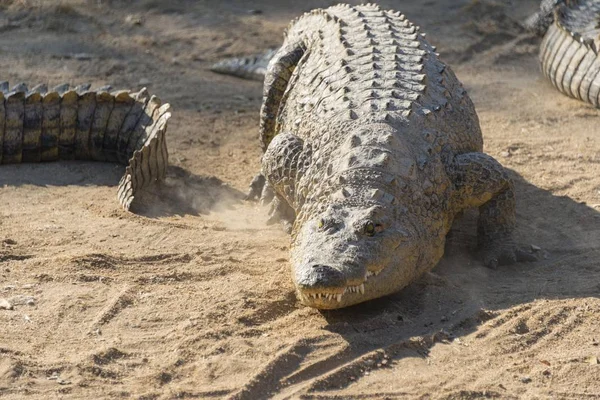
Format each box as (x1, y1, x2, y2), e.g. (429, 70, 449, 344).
(365, 222, 375, 236)
(318, 219, 325, 229)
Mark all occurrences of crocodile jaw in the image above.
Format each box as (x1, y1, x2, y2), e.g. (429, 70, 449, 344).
(295, 268, 388, 309)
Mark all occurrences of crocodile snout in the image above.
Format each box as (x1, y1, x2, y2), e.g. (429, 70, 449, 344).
(296, 264, 346, 290)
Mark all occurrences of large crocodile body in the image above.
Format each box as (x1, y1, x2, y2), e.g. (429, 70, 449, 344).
(0, 83, 170, 209)
(526, 0, 600, 107)
(241, 4, 532, 309)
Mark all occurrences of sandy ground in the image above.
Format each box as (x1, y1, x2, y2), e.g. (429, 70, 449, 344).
(0, 0, 599, 399)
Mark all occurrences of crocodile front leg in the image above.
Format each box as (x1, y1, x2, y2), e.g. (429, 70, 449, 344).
(247, 41, 306, 211)
(448, 152, 536, 269)
(246, 171, 294, 231)
(260, 132, 312, 231)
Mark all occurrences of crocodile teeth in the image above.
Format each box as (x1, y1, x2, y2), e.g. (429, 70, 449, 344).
(305, 292, 344, 301)
(343, 285, 366, 294)
(365, 270, 383, 280)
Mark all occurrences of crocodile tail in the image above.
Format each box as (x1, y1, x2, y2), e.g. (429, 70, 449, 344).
(539, 1, 600, 108)
(0, 82, 171, 210)
(210, 49, 276, 81)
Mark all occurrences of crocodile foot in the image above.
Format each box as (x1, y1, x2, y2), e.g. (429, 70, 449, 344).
(246, 173, 266, 201)
(479, 234, 538, 269)
(246, 173, 295, 231)
(266, 196, 295, 233)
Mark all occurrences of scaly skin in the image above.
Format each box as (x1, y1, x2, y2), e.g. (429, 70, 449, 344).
(251, 4, 533, 309)
(527, 0, 600, 108)
(0, 83, 170, 210)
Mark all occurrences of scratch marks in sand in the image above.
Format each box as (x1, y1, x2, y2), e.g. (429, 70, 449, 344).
(228, 332, 443, 399)
(229, 336, 341, 400)
(87, 285, 136, 334)
(226, 300, 597, 398)
(473, 301, 588, 357)
(226, 331, 425, 399)
(72, 252, 194, 270)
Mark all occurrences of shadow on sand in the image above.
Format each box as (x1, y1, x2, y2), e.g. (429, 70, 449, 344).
(0, 162, 245, 217)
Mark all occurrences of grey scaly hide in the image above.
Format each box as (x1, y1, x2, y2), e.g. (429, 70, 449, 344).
(0, 83, 171, 210)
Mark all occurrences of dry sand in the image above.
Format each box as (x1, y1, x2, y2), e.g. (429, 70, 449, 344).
(0, 0, 599, 399)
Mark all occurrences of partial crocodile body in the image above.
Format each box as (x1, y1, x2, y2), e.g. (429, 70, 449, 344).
(245, 4, 533, 309)
(0, 82, 171, 209)
(211, 49, 276, 81)
(527, 0, 600, 107)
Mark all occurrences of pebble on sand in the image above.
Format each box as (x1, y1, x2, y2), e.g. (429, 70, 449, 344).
(0, 298, 13, 310)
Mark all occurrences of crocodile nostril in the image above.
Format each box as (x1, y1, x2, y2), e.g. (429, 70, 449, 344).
(297, 264, 346, 289)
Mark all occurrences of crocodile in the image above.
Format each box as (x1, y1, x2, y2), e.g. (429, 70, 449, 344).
(229, 3, 535, 309)
(526, 0, 600, 107)
(0, 82, 171, 210)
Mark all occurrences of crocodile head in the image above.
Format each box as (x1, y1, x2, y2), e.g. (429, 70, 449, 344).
(291, 202, 421, 309)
